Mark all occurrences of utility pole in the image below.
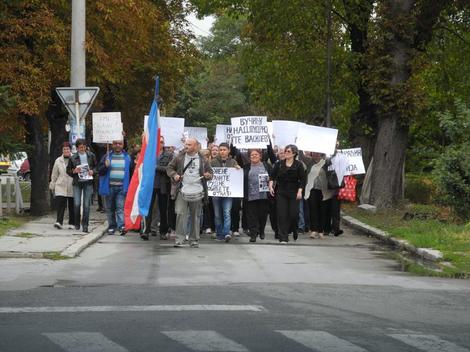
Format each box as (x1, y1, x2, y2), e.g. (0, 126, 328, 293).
(70, 0, 86, 142)
(325, 0, 332, 127)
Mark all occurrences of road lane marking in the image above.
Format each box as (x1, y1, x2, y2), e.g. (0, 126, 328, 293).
(0, 304, 265, 313)
(43, 332, 128, 352)
(276, 330, 368, 352)
(161, 330, 249, 351)
(388, 334, 470, 352)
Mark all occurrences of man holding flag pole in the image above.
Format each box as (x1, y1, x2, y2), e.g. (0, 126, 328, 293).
(124, 77, 162, 235)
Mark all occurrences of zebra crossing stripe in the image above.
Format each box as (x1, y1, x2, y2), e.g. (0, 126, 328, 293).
(43, 332, 129, 352)
(161, 330, 249, 351)
(0, 304, 265, 313)
(388, 334, 470, 352)
(276, 330, 368, 352)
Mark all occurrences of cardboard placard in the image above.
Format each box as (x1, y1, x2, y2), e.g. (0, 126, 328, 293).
(231, 116, 269, 149)
(92, 112, 123, 143)
(296, 125, 338, 155)
(337, 148, 366, 175)
(207, 167, 244, 198)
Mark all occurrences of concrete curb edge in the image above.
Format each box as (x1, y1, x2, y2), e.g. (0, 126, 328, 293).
(60, 223, 108, 258)
(342, 214, 444, 262)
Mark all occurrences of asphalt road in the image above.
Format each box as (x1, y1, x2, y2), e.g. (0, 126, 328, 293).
(1, 227, 470, 352)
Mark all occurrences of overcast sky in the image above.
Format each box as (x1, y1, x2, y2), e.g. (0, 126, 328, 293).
(187, 13, 215, 37)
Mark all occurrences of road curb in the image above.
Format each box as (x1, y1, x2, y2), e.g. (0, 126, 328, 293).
(342, 214, 443, 262)
(60, 222, 108, 258)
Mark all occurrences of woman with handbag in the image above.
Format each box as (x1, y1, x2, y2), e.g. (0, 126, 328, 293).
(49, 142, 75, 229)
(269, 144, 306, 244)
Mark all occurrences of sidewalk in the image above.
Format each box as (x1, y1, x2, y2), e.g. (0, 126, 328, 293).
(0, 209, 108, 259)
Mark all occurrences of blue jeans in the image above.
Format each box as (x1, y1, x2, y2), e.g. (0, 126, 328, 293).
(212, 197, 233, 239)
(73, 182, 93, 228)
(104, 185, 126, 231)
(298, 198, 305, 231)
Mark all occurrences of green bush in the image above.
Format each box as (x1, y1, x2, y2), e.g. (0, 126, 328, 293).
(432, 100, 470, 220)
(404, 174, 435, 204)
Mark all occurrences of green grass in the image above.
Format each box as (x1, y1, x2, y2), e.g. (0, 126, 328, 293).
(344, 203, 470, 277)
(13, 232, 36, 238)
(0, 216, 30, 237)
(42, 251, 70, 260)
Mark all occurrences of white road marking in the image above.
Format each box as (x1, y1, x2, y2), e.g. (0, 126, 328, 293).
(389, 334, 470, 352)
(43, 332, 128, 352)
(0, 304, 265, 313)
(162, 330, 249, 351)
(276, 330, 368, 352)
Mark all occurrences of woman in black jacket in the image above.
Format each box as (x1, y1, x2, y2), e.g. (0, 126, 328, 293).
(269, 144, 306, 243)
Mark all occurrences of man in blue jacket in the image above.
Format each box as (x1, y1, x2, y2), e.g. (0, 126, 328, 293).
(98, 140, 131, 236)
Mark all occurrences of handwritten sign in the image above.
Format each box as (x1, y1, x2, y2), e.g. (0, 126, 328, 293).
(160, 117, 185, 147)
(215, 124, 232, 144)
(184, 127, 208, 149)
(296, 125, 338, 155)
(338, 148, 366, 175)
(92, 112, 122, 143)
(207, 167, 243, 198)
(231, 116, 269, 149)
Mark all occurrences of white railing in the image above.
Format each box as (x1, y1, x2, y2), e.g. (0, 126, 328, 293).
(0, 174, 25, 216)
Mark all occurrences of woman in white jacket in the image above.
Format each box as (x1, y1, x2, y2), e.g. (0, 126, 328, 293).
(49, 143, 74, 229)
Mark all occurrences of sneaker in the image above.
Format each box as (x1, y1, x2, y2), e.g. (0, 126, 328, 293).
(190, 241, 199, 248)
(183, 235, 189, 243)
(293, 232, 298, 241)
(119, 229, 127, 236)
(280, 241, 288, 245)
(68, 225, 75, 230)
(174, 241, 183, 248)
(140, 234, 149, 241)
(224, 234, 231, 242)
(54, 222, 62, 229)
(309, 231, 318, 239)
(232, 231, 240, 237)
(249, 236, 256, 243)
(205, 228, 212, 234)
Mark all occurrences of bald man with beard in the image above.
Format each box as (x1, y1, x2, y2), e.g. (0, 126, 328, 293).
(167, 138, 213, 248)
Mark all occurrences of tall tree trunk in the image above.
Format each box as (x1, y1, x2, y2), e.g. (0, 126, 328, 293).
(344, 0, 376, 169)
(24, 115, 49, 215)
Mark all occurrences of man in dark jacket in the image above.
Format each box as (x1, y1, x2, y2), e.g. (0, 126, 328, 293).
(66, 139, 97, 233)
(167, 138, 213, 248)
(142, 136, 174, 240)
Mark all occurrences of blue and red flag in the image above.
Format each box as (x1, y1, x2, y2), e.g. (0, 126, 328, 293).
(124, 78, 161, 230)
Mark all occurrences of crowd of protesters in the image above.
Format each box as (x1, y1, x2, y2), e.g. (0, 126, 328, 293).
(49, 134, 350, 247)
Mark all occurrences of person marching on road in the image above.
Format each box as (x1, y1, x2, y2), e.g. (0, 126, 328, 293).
(167, 138, 213, 248)
(98, 139, 131, 236)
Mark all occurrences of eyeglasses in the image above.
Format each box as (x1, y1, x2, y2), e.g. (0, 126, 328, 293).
(285, 150, 293, 154)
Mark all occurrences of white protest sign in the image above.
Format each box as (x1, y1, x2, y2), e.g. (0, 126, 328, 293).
(267, 122, 274, 143)
(207, 167, 244, 198)
(92, 112, 122, 143)
(215, 124, 232, 144)
(231, 116, 269, 149)
(160, 116, 185, 147)
(272, 120, 305, 148)
(296, 125, 338, 155)
(184, 127, 208, 149)
(338, 148, 366, 175)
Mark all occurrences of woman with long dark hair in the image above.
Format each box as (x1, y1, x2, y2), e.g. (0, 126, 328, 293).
(269, 144, 306, 244)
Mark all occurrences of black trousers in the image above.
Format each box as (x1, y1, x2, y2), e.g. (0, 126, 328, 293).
(330, 192, 341, 233)
(168, 198, 176, 231)
(245, 199, 269, 238)
(308, 189, 331, 234)
(276, 193, 299, 242)
(55, 196, 74, 225)
(145, 189, 170, 234)
(230, 198, 241, 232)
(202, 198, 214, 231)
(268, 196, 278, 235)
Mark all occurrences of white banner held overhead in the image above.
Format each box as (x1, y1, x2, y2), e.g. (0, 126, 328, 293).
(272, 120, 305, 148)
(215, 124, 233, 144)
(296, 125, 338, 155)
(160, 117, 185, 147)
(338, 148, 366, 175)
(92, 112, 123, 143)
(184, 127, 208, 149)
(207, 167, 244, 198)
(231, 116, 269, 149)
